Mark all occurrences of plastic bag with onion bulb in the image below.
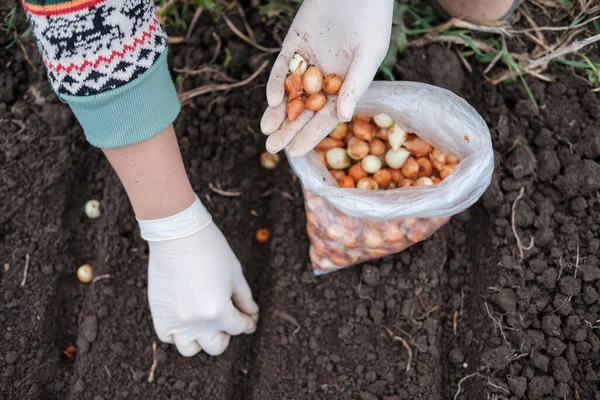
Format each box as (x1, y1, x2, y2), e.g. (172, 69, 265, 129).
(287, 82, 494, 274)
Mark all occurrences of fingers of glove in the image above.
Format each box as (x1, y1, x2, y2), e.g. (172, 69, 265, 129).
(219, 301, 257, 335)
(260, 101, 287, 136)
(198, 332, 231, 356)
(154, 326, 174, 344)
(266, 50, 291, 107)
(288, 96, 340, 158)
(231, 272, 259, 317)
(337, 50, 382, 122)
(265, 109, 315, 154)
(173, 334, 202, 357)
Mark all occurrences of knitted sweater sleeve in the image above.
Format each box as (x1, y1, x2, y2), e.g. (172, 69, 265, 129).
(23, 0, 180, 148)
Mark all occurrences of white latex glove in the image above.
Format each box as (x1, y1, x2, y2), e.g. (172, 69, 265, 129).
(138, 196, 259, 357)
(261, 0, 393, 158)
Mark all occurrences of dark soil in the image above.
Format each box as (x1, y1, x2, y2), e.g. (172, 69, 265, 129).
(2, 3, 600, 400)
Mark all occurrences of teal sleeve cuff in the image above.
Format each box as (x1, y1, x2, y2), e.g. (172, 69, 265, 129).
(59, 51, 180, 148)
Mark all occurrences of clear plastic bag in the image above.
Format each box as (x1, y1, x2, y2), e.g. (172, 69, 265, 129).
(287, 81, 494, 274)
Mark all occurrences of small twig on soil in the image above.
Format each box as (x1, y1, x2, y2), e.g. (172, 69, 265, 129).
(15, 361, 49, 387)
(208, 183, 242, 197)
(483, 50, 504, 75)
(488, 380, 511, 395)
(237, 3, 256, 42)
(129, 366, 136, 381)
(511, 187, 534, 260)
(92, 274, 111, 283)
(173, 66, 236, 82)
(455, 50, 473, 73)
(491, 33, 600, 84)
(221, 14, 279, 53)
(11, 119, 26, 135)
(453, 311, 459, 335)
(460, 289, 465, 316)
(20, 253, 30, 287)
(260, 188, 295, 200)
(548, 295, 571, 314)
(148, 342, 158, 383)
(584, 320, 600, 329)
(178, 60, 269, 103)
(426, 18, 514, 37)
(574, 239, 581, 278)
(104, 365, 112, 379)
(16, 38, 34, 69)
(384, 327, 413, 372)
(209, 32, 222, 64)
(394, 326, 426, 353)
(454, 372, 485, 400)
(185, 7, 204, 41)
(273, 310, 301, 334)
(512, 14, 600, 33)
(484, 302, 509, 345)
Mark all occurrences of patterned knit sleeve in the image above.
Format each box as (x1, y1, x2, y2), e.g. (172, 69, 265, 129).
(23, 0, 181, 148)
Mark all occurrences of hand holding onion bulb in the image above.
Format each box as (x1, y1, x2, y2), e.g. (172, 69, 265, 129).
(282, 54, 343, 122)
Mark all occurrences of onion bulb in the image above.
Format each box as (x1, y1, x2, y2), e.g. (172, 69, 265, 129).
(446, 154, 460, 164)
(415, 177, 434, 186)
(417, 157, 432, 177)
(429, 149, 447, 171)
(347, 137, 370, 160)
(369, 139, 386, 156)
(316, 138, 344, 152)
(302, 66, 323, 95)
(255, 228, 270, 244)
(260, 152, 280, 169)
(431, 176, 442, 185)
(77, 264, 93, 283)
(348, 163, 368, 182)
(373, 169, 392, 187)
(323, 73, 343, 94)
(84, 200, 101, 219)
(326, 147, 351, 169)
(352, 120, 375, 142)
(361, 155, 382, 174)
(289, 53, 307, 74)
(404, 138, 433, 157)
(356, 177, 379, 190)
(376, 128, 389, 141)
(373, 113, 394, 128)
(399, 178, 414, 187)
(329, 169, 346, 181)
(286, 98, 304, 122)
(305, 93, 326, 111)
(386, 168, 403, 184)
(330, 123, 349, 140)
(339, 175, 355, 188)
(388, 124, 407, 151)
(385, 148, 410, 169)
(285, 63, 304, 101)
(440, 164, 456, 179)
(401, 157, 419, 180)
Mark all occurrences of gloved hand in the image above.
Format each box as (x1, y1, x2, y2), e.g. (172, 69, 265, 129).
(261, 0, 394, 158)
(138, 196, 259, 357)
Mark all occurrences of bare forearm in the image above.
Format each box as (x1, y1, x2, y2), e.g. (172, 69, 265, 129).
(103, 125, 195, 220)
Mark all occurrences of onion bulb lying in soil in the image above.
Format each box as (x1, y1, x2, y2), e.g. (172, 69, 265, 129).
(77, 264, 93, 283)
(314, 113, 461, 191)
(84, 200, 101, 219)
(256, 228, 270, 244)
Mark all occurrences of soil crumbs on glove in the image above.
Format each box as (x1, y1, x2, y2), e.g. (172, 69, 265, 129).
(1, 5, 600, 400)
